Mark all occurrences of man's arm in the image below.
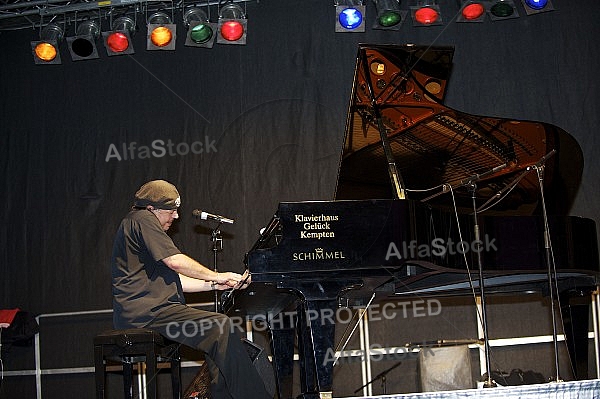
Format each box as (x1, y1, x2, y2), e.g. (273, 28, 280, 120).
(162, 253, 242, 287)
(178, 274, 212, 292)
(178, 274, 232, 292)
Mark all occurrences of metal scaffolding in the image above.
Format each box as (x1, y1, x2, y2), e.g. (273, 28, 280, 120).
(0, 0, 250, 31)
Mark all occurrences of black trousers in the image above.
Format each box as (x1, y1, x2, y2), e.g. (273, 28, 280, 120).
(146, 304, 271, 399)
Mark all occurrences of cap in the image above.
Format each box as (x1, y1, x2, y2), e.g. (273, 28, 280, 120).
(133, 180, 181, 210)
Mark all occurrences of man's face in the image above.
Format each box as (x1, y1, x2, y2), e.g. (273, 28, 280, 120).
(152, 208, 179, 231)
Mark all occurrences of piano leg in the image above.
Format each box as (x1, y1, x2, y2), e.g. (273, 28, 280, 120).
(560, 293, 592, 379)
(296, 299, 337, 399)
(269, 314, 296, 399)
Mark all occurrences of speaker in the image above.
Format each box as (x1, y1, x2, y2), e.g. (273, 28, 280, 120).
(419, 345, 473, 392)
(183, 339, 276, 399)
(242, 338, 277, 398)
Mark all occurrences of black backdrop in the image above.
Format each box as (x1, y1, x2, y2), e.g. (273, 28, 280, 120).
(3, 0, 599, 314)
(1, 0, 600, 394)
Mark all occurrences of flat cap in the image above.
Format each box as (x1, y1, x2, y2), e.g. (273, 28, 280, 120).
(133, 180, 181, 210)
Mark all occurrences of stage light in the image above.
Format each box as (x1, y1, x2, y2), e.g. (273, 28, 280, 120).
(520, 0, 554, 15)
(486, 0, 519, 20)
(410, 1, 443, 26)
(184, 8, 217, 48)
(456, 1, 486, 22)
(66, 20, 100, 61)
(102, 16, 136, 56)
(372, 0, 407, 30)
(335, 0, 366, 32)
(217, 2, 247, 45)
(31, 23, 63, 65)
(147, 12, 176, 50)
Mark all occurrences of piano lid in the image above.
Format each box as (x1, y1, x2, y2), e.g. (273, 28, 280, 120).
(334, 44, 583, 215)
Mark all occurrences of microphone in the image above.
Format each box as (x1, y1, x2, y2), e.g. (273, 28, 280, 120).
(527, 149, 557, 170)
(459, 163, 508, 186)
(192, 209, 234, 224)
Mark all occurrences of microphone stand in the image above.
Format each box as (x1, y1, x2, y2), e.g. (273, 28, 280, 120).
(353, 361, 402, 395)
(419, 162, 508, 387)
(468, 182, 496, 388)
(462, 151, 559, 384)
(421, 163, 509, 203)
(210, 223, 223, 312)
(534, 164, 562, 382)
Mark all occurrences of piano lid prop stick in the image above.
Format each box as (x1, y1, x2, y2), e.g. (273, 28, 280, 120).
(358, 47, 407, 200)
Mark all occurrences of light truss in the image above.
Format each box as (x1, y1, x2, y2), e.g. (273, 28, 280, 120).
(0, 0, 252, 31)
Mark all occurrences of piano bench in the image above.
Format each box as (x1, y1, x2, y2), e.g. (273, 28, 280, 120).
(93, 328, 181, 399)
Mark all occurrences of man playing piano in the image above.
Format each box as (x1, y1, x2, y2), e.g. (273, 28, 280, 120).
(111, 179, 271, 399)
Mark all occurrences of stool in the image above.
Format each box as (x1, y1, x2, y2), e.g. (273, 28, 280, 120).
(94, 328, 181, 399)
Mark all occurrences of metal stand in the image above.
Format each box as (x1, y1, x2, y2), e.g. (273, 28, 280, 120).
(210, 223, 223, 312)
(353, 361, 402, 395)
(534, 165, 562, 382)
(468, 183, 496, 388)
(593, 287, 600, 379)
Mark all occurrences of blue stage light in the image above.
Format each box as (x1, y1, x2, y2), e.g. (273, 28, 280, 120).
(525, 0, 548, 9)
(339, 7, 363, 29)
(335, 1, 366, 32)
(520, 0, 554, 15)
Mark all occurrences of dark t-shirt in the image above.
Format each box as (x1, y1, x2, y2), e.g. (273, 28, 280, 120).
(111, 208, 183, 328)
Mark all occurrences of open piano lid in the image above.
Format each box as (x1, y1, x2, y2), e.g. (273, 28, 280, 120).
(334, 44, 583, 215)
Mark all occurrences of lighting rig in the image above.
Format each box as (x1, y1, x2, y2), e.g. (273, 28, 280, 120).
(0, 0, 251, 64)
(2, 0, 557, 64)
(336, 0, 554, 32)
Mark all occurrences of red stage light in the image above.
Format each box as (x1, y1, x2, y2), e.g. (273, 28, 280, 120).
(462, 3, 485, 20)
(106, 32, 130, 53)
(220, 20, 244, 41)
(414, 7, 439, 24)
(217, 2, 247, 45)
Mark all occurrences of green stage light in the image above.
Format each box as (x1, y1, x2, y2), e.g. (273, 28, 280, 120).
(184, 8, 217, 48)
(372, 0, 407, 30)
(486, 0, 520, 20)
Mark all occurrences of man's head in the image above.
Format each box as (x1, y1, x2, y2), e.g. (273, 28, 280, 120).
(134, 180, 181, 230)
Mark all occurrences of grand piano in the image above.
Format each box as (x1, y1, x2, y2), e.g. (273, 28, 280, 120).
(222, 44, 600, 399)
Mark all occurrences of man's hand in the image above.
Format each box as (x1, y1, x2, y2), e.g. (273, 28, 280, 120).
(235, 270, 251, 289)
(213, 270, 251, 290)
(215, 271, 244, 288)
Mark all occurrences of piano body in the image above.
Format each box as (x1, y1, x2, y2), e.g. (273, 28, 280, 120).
(222, 44, 600, 398)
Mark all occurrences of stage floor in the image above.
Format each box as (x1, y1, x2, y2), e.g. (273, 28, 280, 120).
(340, 379, 600, 399)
